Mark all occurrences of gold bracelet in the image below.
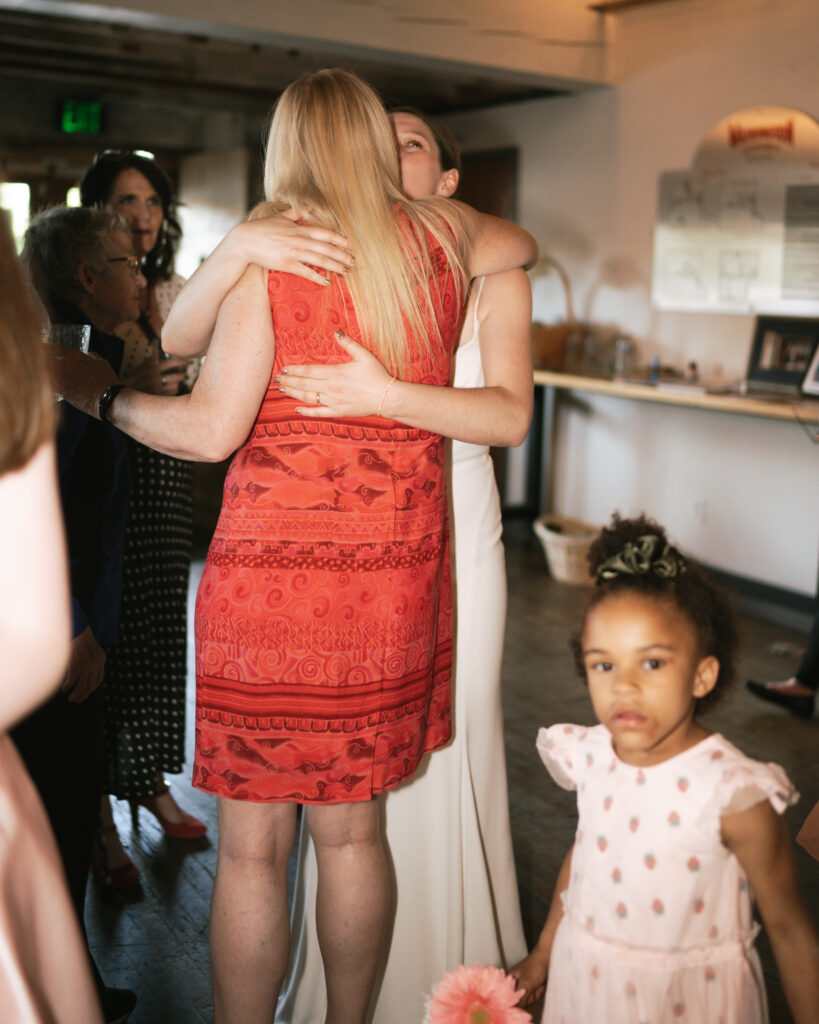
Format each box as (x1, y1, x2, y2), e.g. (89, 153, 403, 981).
(377, 375, 397, 417)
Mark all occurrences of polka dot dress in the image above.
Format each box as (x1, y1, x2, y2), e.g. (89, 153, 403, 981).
(535, 723, 798, 1024)
(101, 439, 192, 798)
(101, 276, 195, 799)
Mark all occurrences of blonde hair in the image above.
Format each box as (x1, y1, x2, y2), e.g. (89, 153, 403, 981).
(0, 217, 54, 474)
(263, 68, 467, 375)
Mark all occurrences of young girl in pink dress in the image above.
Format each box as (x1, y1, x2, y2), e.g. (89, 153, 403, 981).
(511, 514, 819, 1024)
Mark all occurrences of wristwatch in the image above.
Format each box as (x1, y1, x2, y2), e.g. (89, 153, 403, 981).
(98, 384, 124, 422)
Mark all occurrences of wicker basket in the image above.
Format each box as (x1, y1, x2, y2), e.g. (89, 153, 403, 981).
(531, 322, 574, 370)
(533, 514, 597, 586)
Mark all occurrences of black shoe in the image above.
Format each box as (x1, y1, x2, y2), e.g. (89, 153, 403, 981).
(745, 680, 814, 718)
(100, 987, 137, 1024)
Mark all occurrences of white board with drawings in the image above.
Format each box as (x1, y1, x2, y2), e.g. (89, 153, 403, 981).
(651, 106, 819, 315)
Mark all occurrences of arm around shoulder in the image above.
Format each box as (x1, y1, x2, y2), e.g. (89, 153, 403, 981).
(161, 223, 256, 359)
(474, 268, 533, 447)
(455, 201, 538, 277)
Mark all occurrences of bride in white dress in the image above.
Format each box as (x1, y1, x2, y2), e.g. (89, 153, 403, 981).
(273, 110, 534, 1024)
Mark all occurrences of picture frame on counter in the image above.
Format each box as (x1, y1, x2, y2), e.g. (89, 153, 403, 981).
(746, 315, 819, 395)
(801, 339, 819, 397)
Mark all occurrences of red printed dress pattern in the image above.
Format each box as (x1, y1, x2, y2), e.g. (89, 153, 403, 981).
(193, 230, 461, 803)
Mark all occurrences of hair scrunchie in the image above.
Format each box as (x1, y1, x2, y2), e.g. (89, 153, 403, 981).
(596, 534, 687, 582)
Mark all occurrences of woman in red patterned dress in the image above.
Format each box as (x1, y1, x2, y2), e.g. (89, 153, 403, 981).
(55, 68, 536, 1024)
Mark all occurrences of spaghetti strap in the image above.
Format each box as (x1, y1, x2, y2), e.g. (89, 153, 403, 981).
(472, 276, 486, 332)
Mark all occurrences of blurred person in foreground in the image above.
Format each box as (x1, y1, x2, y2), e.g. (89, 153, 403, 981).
(12, 205, 138, 1024)
(0, 215, 102, 1023)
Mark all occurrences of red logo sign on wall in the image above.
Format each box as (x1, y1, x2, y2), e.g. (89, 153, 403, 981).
(729, 121, 794, 147)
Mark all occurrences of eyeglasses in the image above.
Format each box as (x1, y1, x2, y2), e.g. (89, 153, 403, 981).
(107, 255, 143, 276)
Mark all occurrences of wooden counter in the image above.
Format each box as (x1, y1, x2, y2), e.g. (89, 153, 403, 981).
(524, 370, 819, 519)
(532, 369, 819, 424)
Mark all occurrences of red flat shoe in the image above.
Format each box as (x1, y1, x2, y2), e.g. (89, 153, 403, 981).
(129, 783, 208, 839)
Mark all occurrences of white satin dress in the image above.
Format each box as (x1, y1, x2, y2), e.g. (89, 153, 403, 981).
(275, 279, 527, 1024)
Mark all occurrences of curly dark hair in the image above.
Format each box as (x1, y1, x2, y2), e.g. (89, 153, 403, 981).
(79, 150, 181, 286)
(570, 513, 738, 711)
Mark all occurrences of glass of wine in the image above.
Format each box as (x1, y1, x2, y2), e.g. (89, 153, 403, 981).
(46, 323, 91, 401)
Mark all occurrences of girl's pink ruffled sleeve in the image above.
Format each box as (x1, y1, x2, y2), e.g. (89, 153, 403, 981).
(705, 756, 799, 826)
(536, 723, 584, 791)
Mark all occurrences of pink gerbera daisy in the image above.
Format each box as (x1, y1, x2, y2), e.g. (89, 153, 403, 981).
(425, 964, 532, 1024)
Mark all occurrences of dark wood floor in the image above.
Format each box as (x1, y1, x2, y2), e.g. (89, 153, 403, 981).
(87, 523, 818, 1024)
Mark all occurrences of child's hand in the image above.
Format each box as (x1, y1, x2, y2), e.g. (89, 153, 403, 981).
(510, 846, 571, 1007)
(509, 950, 549, 1006)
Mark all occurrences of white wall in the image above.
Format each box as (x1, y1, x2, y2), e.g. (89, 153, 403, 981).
(176, 148, 249, 278)
(447, 0, 819, 595)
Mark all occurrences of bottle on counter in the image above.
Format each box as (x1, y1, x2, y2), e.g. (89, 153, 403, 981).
(564, 328, 584, 372)
(614, 334, 635, 379)
(581, 333, 598, 374)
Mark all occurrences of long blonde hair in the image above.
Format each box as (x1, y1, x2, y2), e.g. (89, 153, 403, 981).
(263, 68, 467, 375)
(0, 218, 54, 475)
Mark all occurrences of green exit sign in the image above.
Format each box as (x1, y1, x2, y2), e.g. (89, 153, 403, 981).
(61, 100, 102, 135)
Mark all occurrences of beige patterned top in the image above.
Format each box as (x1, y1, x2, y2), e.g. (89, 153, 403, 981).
(115, 273, 200, 390)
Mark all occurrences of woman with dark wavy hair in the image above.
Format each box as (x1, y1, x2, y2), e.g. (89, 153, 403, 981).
(81, 150, 181, 281)
(80, 150, 206, 885)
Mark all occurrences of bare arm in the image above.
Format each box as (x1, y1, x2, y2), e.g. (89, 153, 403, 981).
(722, 800, 819, 1024)
(455, 201, 538, 276)
(0, 441, 70, 730)
(278, 269, 533, 447)
(509, 845, 573, 1006)
(112, 265, 274, 461)
(54, 266, 275, 463)
(162, 210, 352, 359)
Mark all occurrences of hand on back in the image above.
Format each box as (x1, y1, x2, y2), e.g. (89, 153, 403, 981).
(276, 331, 391, 418)
(239, 206, 354, 284)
